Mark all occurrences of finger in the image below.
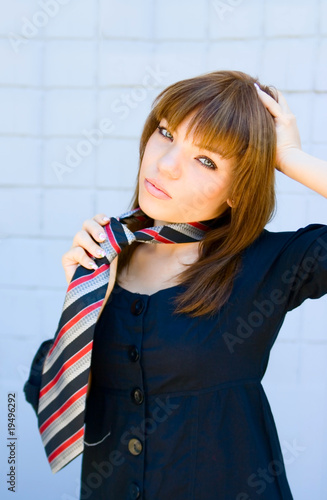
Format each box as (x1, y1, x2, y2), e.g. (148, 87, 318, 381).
(255, 86, 282, 118)
(71, 229, 107, 259)
(62, 246, 99, 271)
(82, 217, 109, 243)
(92, 213, 110, 225)
(274, 89, 294, 115)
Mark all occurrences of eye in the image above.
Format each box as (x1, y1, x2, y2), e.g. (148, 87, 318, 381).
(196, 156, 217, 170)
(157, 125, 218, 171)
(157, 125, 173, 140)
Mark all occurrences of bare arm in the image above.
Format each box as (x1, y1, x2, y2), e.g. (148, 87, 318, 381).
(255, 84, 327, 198)
(277, 148, 327, 198)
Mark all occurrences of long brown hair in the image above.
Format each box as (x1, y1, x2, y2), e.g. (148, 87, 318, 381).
(116, 70, 278, 318)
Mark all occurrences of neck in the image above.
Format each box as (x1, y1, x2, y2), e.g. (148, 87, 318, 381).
(146, 241, 201, 259)
(153, 219, 170, 226)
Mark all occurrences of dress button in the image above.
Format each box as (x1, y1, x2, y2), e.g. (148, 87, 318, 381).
(128, 345, 139, 362)
(131, 299, 144, 316)
(129, 482, 141, 499)
(131, 387, 144, 405)
(128, 438, 143, 455)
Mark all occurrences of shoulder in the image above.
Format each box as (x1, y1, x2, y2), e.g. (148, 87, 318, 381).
(235, 223, 327, 312)
(242, 223, 327, 268)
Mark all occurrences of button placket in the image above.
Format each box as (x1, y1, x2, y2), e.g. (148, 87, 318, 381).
(127, 296, 147, 499)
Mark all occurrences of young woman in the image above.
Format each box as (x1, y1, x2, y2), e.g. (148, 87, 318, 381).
(24, 70, 327, 499)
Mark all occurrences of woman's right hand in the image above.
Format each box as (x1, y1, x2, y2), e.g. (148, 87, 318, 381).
(61, 213, 110, 284)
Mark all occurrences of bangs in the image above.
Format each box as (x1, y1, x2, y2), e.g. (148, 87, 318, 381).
(152, 83, 251, 160)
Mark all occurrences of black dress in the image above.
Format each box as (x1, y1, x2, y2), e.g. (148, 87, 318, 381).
(24, 222, 327, 499)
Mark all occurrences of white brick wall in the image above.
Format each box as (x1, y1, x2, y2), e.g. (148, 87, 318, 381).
(0, 1, 326, 499)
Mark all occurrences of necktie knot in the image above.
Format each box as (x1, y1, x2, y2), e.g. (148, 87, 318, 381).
(100, 216, 138, 262)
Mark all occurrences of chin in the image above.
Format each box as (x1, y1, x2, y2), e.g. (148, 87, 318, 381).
(138, 197, 157, 220)
(138, 197, 172, 223)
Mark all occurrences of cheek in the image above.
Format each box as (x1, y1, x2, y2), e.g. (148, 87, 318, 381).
(139, 137, 155, 168)
(188, 173, 227, 202)
(144, 134, 158, 156)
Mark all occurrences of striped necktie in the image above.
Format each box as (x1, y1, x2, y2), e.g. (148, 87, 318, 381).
(36, 206, 220, 474)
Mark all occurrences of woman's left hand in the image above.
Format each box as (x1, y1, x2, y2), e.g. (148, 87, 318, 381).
(254, 84, 302, 173)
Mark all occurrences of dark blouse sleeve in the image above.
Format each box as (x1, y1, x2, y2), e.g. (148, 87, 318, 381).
(23, 339, 54, 416)
(272, 223, 327, 312)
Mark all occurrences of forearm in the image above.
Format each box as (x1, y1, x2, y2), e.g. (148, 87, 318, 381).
(279, 149, 327, 198)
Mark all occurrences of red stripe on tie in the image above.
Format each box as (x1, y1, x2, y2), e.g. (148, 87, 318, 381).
(39, 385, 88, 435)
(141, 229, 173, 243)
(48, 300, 103, 358)
(40, 341, 93, 399)
(135, 214, 147, 222)
(67, 263, 109, 293)
(48, 427, 85, 465)
(189, 221, 210, 231)
(105, 223, 121, 254)
(188, 221, 205, 231)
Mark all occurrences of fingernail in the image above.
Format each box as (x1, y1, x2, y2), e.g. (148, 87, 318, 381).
(99, 233, 106, 240)
(89, 262, 98, 270)
(102, 216, 109, 221)
(254, 82, 261, 91)
(97, 249, 105, 257)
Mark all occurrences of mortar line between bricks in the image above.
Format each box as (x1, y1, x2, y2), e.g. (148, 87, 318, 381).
(315, 1, 326, 94)
(2, 85, 325, 92)
(262, 0, 267, 43)
(0, 185, 135, 191)
(0, 84, 167, 90)
(39, 36, 46, 234)
(93, 0, 100, 211)
(318, 0, 324, 36)
(204, 0, 210, 67)
(0, 285, 69, 290)
(2, 133, 325, 141)
(0, 186, 320, 193)
(257, 0, 265, 75)
(2, 34, 326, 41)
(0, 235, 89, 241)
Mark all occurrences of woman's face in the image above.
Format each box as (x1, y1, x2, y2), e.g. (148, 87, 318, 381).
(138, 112, 235, 225)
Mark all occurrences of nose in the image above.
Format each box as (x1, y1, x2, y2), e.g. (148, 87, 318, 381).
(157, 145, 183, 179)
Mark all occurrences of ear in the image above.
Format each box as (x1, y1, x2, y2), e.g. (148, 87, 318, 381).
(227, 198, 234, 208)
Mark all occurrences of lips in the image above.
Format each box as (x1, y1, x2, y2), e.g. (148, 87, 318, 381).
(145, 178, 172, 198)
(144, 179, 172, 200)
